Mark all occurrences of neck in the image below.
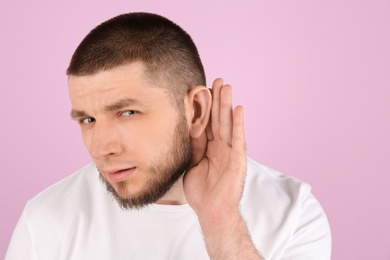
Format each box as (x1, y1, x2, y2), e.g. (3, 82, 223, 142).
(156, 176, 187, 205)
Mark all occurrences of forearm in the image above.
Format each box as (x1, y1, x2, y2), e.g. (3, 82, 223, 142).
(200, 214, 264, 260)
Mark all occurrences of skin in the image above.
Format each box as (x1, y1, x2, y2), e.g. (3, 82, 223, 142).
(69, 62, 263, 259)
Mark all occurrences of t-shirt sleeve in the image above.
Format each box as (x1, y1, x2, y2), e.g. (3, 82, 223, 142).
(5, 206, 36, 260)
(281, 188, 332, 260)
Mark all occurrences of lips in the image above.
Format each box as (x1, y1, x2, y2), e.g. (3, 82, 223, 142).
(107, 168, 135, 182)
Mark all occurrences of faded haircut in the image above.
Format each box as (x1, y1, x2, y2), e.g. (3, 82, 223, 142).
(66, 12, 206, 105)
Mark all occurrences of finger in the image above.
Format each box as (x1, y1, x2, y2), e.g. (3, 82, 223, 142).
(232, 105, 246, 156)
(220, 84, 233, 144)
(211, 78, 224, 137)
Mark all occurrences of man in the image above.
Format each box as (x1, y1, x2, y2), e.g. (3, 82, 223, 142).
(6, 12, 331, 259)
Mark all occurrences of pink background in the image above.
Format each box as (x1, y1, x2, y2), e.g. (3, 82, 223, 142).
(1, 1, 389, 259)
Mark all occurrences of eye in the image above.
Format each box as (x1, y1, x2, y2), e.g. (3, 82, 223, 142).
(80, 117, 95, 124)
(121, 110, 136, 116)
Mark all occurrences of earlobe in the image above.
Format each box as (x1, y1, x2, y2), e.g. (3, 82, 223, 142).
(187, 86, 212, 139)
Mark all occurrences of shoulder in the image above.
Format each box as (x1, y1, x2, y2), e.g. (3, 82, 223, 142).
(24, 163, 100, 220)
(243, 157, 324, 217)
(242, 158, 331, 259)
(244, 157, 311, 202)
(6, 163, 108, 258)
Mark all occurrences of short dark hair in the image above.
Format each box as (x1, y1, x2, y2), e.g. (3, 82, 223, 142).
(67, 12, 206, 104)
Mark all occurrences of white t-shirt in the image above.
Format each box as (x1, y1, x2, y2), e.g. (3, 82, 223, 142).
(6, 158, 331, 259)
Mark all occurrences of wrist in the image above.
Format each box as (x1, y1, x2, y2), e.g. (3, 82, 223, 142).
(198, 211, 243, 237)
(198, 214, 263, 260)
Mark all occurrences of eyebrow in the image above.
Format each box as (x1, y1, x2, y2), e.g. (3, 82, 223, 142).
(70, 109, 88, 120)
(104, 97, 145, 111)
(70, 97, 146, 120)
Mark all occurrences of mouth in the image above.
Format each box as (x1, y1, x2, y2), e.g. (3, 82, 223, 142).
(107, 167, 136, 183)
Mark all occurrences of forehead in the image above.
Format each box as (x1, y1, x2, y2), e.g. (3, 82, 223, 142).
(70, 62, 153, 95)
(68, 62, 172, 108)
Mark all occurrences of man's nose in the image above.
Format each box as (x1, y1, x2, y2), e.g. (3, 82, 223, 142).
(88, 121, 122, 160)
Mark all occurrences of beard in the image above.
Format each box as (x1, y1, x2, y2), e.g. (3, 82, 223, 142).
(98, 111, 192, 210)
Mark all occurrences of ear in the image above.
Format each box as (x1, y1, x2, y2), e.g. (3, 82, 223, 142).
(185, 86, 212, 139)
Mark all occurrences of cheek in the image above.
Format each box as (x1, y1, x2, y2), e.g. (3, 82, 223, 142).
(81, 130, 92, 151)
(119, 117, 176, 155)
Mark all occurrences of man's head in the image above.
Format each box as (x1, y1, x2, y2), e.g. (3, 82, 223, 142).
(67, 13, 211, 209)
(67, 12, 206, 106)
